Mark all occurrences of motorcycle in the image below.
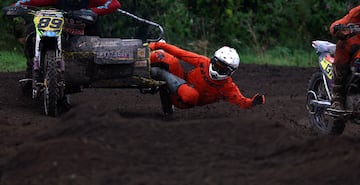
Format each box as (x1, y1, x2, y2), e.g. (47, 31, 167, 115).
(3, 6, 172, 117)
(307, 24, 360, 135)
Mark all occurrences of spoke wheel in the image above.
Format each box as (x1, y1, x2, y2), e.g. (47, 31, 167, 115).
(43, 50, 59, 117)
(307, 72, 345, 135)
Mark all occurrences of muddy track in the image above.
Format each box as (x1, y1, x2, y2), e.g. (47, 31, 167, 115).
(0, 64, 360, 185)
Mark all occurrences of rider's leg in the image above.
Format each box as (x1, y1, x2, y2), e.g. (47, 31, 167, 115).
(151, 67, 199, 110)
(151, 67, 185, 93)
(19, 24, 35, 94)
(331, 63, 349, 110)
(24, 24, 35, 79)
(150, 51, 199, 108)
(331, 39, 353, 110)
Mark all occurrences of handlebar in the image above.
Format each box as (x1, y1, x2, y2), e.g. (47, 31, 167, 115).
(117, 9, 164, 42)
(3, 6, 165, 42)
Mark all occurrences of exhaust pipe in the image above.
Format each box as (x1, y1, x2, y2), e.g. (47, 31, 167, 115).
(307, 90, 331, 114)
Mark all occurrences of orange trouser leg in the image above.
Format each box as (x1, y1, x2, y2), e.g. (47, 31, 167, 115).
(150, 51, 199, 108)
(331, 36, 360, 110)
(334, 35, 360, 64)
(171, 84, 199, 109)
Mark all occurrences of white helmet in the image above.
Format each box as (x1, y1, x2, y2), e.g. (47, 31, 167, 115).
(209, 46, 240, 80)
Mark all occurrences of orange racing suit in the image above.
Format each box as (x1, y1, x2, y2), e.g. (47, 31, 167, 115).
(330, 5, 360, 65)
(328, 5, 360, 110)
(149, 42, 263, 109)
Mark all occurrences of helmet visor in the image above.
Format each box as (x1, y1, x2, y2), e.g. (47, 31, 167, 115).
(211, 57, 235, 76)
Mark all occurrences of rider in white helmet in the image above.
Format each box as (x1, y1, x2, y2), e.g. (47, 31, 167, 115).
(149, 42, 265, 114)
(209, 46, 240, 80)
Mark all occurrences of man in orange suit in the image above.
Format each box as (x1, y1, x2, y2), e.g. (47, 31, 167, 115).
(149, 41, 265, 114)
(329, 5, 360, 111)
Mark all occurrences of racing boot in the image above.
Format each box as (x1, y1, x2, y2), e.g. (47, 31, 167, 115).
(159, 86, 174, 115)
(151, 67, 184, 115)
(330, 63, 350, 111)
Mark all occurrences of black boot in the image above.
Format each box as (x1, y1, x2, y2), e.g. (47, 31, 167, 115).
(159, 86, 174, 115)
(330, 63, 350, 111)
(331, 84, 345, 110)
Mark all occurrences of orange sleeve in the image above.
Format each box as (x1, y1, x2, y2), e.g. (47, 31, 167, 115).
(89, 0, 121, 16)
(222, 81, 253, 109)
(330, 5, 360, 36)
(152, 42, 208, 66)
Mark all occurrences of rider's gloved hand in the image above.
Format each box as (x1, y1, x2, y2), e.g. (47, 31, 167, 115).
(149, 40, 166, 51)
(74, 9, 96, 16)
(333, 24, 351, 40)
(251, 94, 265, 106)
(70, 9, 97, 23)
(149, 42, 156, 51)
(333, 24, 346, 34)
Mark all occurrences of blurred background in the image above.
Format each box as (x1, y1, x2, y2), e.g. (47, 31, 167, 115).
(0, 0, 358, 68)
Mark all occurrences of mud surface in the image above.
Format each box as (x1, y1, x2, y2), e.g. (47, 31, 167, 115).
(1, 64, 360, 185)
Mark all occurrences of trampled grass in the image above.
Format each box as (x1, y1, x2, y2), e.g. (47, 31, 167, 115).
(0, 51, 26, 72)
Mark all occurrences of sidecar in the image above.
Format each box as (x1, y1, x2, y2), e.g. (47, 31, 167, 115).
(4, 6, 171, 116)
(62, 36, 164, 92)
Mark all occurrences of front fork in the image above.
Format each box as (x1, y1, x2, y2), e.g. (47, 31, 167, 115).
(32, 35, 64, 99)
(322, 73, 333, 101)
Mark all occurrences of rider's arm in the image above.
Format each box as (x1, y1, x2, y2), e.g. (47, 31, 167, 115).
(13, 0, 56, 6)
(222, 81, 255, 109)
(150, 42, 208, 66)
(88, 0, 121, 16)
(330, 5, 360, 36)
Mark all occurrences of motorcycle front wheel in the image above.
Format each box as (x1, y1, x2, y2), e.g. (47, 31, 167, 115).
(307, 72, 345, 135)
(43, 50, 60, 117)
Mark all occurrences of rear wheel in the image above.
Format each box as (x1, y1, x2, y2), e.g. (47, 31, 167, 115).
(307, 72, 345, 135)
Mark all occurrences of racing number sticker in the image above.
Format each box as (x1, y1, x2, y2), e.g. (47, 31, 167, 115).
(38, 17, 63, 30)
(320, 58, 333, 79)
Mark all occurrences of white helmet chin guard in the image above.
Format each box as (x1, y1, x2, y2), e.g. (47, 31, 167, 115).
(209, 46, 240, 80)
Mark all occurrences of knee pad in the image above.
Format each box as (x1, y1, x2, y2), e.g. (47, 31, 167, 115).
(150, 50, 166, 64)
(177, 84, 199, 106)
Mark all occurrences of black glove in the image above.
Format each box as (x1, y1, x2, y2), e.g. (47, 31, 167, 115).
(333, 24, 346, 34)
(252, 94, 265, 106)
(332, 24, 353, 40)
(69, 9, 97, 24)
